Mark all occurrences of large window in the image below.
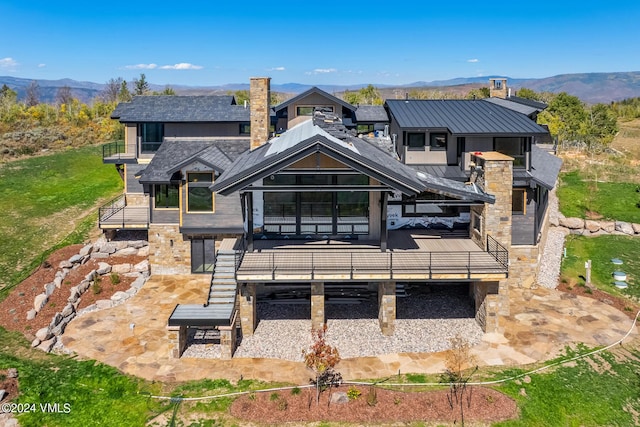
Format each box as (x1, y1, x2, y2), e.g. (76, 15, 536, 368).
(296, 105, 334, 116)
(430, 133, 447, 151)
(402, 192, 469, 217)
(191, 238, 215, 273)
(187, 172, 213, 212)
(407, 133, 426, 149)
(239, 123, 250, 135)
(494, 137, 527, 168)
(139, 123, 163, 153)
(154, 184, 179, 208)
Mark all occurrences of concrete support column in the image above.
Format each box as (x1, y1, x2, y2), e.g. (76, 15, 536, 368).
(378, 281, 396, 336)
(310, 282, 325, 330)
(239, 283, 257, 336)
(167, 325, 187, 358)
(219, 311, 238, 360)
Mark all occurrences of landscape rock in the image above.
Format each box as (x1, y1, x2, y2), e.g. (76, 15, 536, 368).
(35, 326, 52, 341)
(31, 338, 40, 348)
(61, 303, 75, 318)
(0, 389, 6, 401)
(78, 243, 93, 257)
(633, 223, 640, 234)
(133, 260, 149, 273)
(6, 369, 17, 379)
(584, 220, 600, 233)
(559, 217, 584, 229)
(49, 312, 62, 328)
(78, 280, 91, 293)
(68, 254, 83, 264)
(110, 291, 129, 301)
(37, 337, 57, 353)
(600, 221, 616, 233)
(330, 392, 349, 404)
(53, 276, 63, 288)
(95, 299, 113, 310)
(96, 262, 112, 275)
(33, 293, 48, 312)
(115, 247, 138, 256)
(26, 309, 37, 320)
(50, 322, 66, 337)
(44, 282, 56, 296)
(112, 263, 132, 274)
(130, 275, 146, 290)
(137, 245, 150, 257)
(84, 270, 97, 281)
(615, 221, 635, 235)
(58, 260, 73, 269)
(90, 252, 110, 259)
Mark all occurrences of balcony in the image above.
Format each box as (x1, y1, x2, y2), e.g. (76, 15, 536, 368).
(236, 230, 508, 282)
(98, 195, 149, 230)
(102, 141, 136, 164)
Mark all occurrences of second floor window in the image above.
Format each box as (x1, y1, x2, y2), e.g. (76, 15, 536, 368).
(139, 123, 164, 153)
(407, 133, 426, 149)
(494, 137, 528, 168)
(187, 172, 214, 212)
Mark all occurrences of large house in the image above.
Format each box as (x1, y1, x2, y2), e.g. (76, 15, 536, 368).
(102, 77, 561, 358)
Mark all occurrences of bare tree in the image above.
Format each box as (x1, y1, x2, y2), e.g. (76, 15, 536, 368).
(102, 77, 123, 103)
(56, 85, 74, 106)
(25, 80, 40, 106)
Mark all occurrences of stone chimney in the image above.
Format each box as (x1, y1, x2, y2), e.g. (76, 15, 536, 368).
(250, 77, 271, 150)
(489, 78, 508, 99)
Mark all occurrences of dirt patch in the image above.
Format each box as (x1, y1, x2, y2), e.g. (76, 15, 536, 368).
(230, 384, 518, 424)
(0, 245, 145, 341)
(0, 369, 19, 403)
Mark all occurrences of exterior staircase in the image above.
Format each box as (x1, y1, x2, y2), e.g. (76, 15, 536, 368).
(207, 239, 239, 308)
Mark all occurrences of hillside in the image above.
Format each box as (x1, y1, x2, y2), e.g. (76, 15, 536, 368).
(1, 71, 640, 104)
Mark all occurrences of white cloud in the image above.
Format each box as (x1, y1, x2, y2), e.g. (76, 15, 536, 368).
(37, 63, 46, 68)
(159, 63, 203, 70)
(0, 57, 18, 70)
(312, 68, 337, 74)
(467, 58, 479, 63)
(125, 63, 158, 70)
(268, 66, 285, 71)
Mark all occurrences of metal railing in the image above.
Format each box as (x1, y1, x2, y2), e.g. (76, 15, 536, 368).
(98, 195, 149, 229)
(486, 235, 509, 270)
(102, 140, 130, 160)
(238, 247, 509, 281)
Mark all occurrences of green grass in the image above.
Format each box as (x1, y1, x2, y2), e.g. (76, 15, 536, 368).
(557, 170, 640, 222)
(495, 347, 640, 426)
(0, 145, 122, 296)
(561, 234, 640, 300)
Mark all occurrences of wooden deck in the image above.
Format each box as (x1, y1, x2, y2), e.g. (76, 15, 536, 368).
(237, 230, 508, 282)
(99, 206, 149, 229)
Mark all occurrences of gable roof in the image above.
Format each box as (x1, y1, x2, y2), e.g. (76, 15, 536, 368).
(138, 139, 249, 184)
(385, 99, 549, 135)
(211, 119, 494, 203)
(111, 95, 250, 123)
(483, 97, 546, 117)
(354, 105, 389, 122)
(529, 145, 563, 190)
(273, 87, 356, 113)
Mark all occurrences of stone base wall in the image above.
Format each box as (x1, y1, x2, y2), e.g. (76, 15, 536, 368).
(378, 282, 396, 336)
(239, 283, 256, 336)
(555, 217, 640, 237)
(310, 282, 325, 330)
(473, 281, 500, 332)
(125, 193, 148, 207)
(167, 325, 187, 358)
(148, 224, 191, 275)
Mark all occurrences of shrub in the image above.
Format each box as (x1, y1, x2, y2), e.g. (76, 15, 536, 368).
(277, 398, 288, 411)
(269, 392, 280, 401)
(109, 272, 120, 285)
(290, 387, 301, 396)
(347, 386, 361, 400)
(92, 278, 102, 295)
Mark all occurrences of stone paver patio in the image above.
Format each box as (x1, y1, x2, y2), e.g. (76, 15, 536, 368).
(61, 275, 638, 384)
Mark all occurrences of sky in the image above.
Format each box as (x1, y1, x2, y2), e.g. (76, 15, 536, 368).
(1, 1, 640, 87)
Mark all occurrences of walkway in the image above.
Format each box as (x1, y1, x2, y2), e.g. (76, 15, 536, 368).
(60, 275, 637, 384)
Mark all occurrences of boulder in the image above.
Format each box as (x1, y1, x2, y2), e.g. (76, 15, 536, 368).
(0, 389, 6, 401)
(78, 280, 91, 293)
(58, 260, 73, 269)
(49, 312, 63, 328)
(78, 243, 93, 257)
(559, 217, 584, 229)
(35, 326, 52, 341)
(129, 240, 148, 249)
(616, 221, 635, 235)
(330, 391, 349, 404)
(33, 293, 48, 312)
(37, 337, 56, 353)
(31, 338, 41, 348)
(96, 262, 112, 275)
(133, 260, 149, 273)
(600, 221, 616, 233)
(50, 322, 66, 337)
(85, 270, 97, 281)
(44, 282, 56, 296)
(6, 368, 17, 378)
(53, 276, 63, 288)
(633, 223, 640, 234)
(26, 309, 37, 320)
(111, 291, 129, 301)
(68, 254, 83, 264)
(61, 303, 75, 318)
(90, 252, 110, 259)
(115, 247, 138, 256)
(137, 245, 150, 257)
(112, 263, 132, 274)
(584, 220, 600, 233)
(95, 300, 113, 310)
(130, 275, 146, 290)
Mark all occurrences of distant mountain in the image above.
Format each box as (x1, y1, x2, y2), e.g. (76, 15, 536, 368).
(2, 71, 640, 104)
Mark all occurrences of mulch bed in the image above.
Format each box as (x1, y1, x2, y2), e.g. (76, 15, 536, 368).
(557, 281, 640, 320)
(230, 384, 518, 424)
(0, 369, 19, 403)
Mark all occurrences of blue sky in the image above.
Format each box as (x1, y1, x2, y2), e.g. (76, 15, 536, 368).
(1, 1, 639, 87)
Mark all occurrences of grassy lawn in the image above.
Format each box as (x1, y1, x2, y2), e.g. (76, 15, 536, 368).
(561, 234, 640, 301)
(557, 170, 640, 222)
(0, 146, 122, 297)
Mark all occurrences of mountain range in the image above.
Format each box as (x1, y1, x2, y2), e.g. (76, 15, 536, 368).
(1, 71, 639, 105)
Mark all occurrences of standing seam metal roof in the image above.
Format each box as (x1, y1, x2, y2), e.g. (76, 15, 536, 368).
(385, 99, 549, 134)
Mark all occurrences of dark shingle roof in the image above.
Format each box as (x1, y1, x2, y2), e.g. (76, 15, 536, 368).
(111, 95, 250, 123)
(354, 105, 389, 122)
(139, 139, 249, 183)
(530, 145, 563, 190)
(385, 99, 549, 135)
(212, 119, 494, 203)
(273, 87, 355, 113)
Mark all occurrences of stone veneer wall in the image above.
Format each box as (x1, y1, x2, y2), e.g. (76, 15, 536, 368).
(148, 224, 191, 275)
(250, 77, 271, 151)
(125, 193, 149, 207)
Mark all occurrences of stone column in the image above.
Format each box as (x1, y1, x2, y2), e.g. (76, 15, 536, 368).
(219, 311, 238, 359)
(250, 77, 271, 151)
(378, 281, 396, 335)
(167, 325, 187, 358)
(472, 281, 500, 332)
(239, 283, 257, 336)
(310, 282, 325, 330)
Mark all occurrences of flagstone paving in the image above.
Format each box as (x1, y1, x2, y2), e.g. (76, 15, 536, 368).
(61, 275, 637, 384)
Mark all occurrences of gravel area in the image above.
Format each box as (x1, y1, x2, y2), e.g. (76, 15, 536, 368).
(182, 289, 484, 361)
(538, 189, 565, 289)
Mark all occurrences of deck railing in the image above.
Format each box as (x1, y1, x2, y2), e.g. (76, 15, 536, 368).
(486, 235, 509, 270)
(98, 195, 149, 229)
(102, 140, 130, 160)
(238, 246, 509, 281)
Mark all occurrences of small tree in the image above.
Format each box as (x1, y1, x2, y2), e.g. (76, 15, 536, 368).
(301, 324, 342, 405)
(439, 334, 478, 427)
(118, 80, 132, 102)
(133, 73, 149, 96)
(56, 85, 74, 106)
(25, 80, 40, 106)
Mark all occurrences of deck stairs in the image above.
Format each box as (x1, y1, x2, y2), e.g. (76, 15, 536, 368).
(207, 240, 239, 308)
